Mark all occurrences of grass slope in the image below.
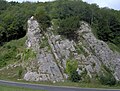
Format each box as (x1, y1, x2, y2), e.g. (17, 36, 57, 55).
(0, 85, 45, 91)
(0, 36, 36, 80)
(0, 37, 26, 68)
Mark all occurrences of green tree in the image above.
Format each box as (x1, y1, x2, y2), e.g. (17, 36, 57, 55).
(58, 16, 80, 40)
(34, 6, 51, 30)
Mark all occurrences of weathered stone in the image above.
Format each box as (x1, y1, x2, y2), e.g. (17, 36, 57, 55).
(24, 72, 39, 81)
(77, 21, 120, 80)
(23, 17, 120, 82)
(26, 16, 41, 52)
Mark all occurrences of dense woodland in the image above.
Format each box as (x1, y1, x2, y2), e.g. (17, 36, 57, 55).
(0, 0, 120, 47)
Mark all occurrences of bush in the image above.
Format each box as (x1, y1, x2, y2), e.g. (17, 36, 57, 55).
(99, 73, 116, 86)
(70, 71, 81, 82)
(0, 37, 26, 68)
(80, 69, 91, 83)
(66, 59, 81, 82)
(18, 69, 23, 79)
(99, 65, 116, 86)
(34, 6, 51, 30)
(23, 49, 36, 61)
(58, 16, 80, 40)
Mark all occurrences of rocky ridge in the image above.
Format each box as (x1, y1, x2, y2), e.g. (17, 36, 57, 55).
(24, 17, 120, 82)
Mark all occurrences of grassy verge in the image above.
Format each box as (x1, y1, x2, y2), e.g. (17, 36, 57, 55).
(1, 78, 120, 90)
(0, 85, 45, 91)
(0, 64, 120, 89)
(23, 80, 120, 89)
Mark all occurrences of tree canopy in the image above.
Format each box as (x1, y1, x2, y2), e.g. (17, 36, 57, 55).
(0, 0, 120, 48)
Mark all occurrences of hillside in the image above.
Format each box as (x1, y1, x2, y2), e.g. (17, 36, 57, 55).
(0, 0, 120, 86)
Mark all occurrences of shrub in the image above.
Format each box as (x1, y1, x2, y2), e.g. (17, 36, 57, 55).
(18, 69, 23, 79)
(23, 49, 36, 61)
(34, 6, 51, 30)
(81, 69, 91, 83)
(70, 71, 81, 82)
(58, 16, 80, 40)
(0, 37, 26, 68)
(66, 59, 81, 82)
(98, 65, 116, 86)
(99, 73, 116, 86)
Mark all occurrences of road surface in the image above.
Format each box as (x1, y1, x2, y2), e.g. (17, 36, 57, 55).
(0, 80, 120, 91)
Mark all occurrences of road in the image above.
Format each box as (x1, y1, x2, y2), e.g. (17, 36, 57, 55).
(0, 80, 120, 91)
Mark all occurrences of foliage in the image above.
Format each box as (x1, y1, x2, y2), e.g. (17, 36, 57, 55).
(0, 36, 36, 68)
(18, 68, 23, 79)
(98, 65, 116, 86)
(0, 37, 26, 68)
(51, 19, 60, 34)
(0, 1, 37, 45)
(108, 42, 120, 53)
(0, 0, 120, 49)
(40, 35, 49, 49)
(22, 48, 36, 61)
(75, 44, 85, 54)
(0, 0, 9, 12)
(99, 73, 116, 86)
(66, 59, 81, 82)
(58, 16, 80, 40)
(0, 85, 44, 91)
(34, 6, 51, 30)
(49, 0, 120, 48)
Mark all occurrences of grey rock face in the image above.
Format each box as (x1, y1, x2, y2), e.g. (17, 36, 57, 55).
(46, 29, 76, 69)
(37, 52, 63, 81)
(24, 72, 40, 81)
(77, 21, 120, 80)
(24, 17, 120, 82)
(24, 17, 66, 82)
(26, 16, 41, 52)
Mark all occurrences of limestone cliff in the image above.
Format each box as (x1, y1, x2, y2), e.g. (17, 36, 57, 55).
(24, 17, 120, 82)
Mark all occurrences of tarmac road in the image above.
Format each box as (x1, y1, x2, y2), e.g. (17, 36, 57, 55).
(0, 80, 120, 91)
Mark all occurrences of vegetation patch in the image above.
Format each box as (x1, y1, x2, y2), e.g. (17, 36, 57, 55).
(75, 44, 89, 57)
(0, 37, 26, 68)
(98, 65, 116, 86)
(0, 66, 24, 80)
(0, 36, 36, 69)
(66, 59, 81, 82)
(108, 42, 120, 53)
(22, 48, 36, 61)
(0, 85, 45, 91)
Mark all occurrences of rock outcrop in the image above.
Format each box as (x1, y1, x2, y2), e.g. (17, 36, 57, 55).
(24, 17, 120, 82)
(25, 17, 64, 82)
(77, 21, 120, 80)
(26, 16, 41, 52)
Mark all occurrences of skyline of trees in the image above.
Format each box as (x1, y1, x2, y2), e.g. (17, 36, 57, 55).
(0, 0, 120, 48)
